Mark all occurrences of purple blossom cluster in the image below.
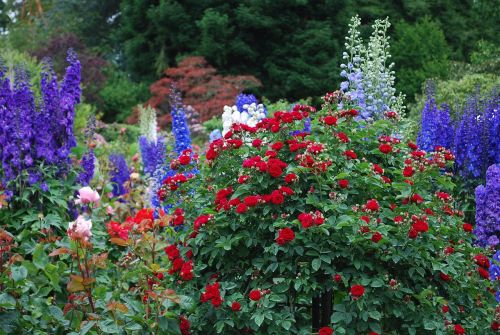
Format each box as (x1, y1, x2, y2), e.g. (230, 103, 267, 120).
(151, 88, 195, 214)
(417, 85, 454, 152)
(236, 93, 259, 113)
(170, 87, 192, 155)
(77, 150, 95, 186)
(0, 50, 81, 186)
(454, 89, 499, 178)
(418, 84, 499, 179)
(489, 250, 500, 303)
(139, 135, 166, 177)
(109, 153, 129, 197)
(474, 164, 500, 247)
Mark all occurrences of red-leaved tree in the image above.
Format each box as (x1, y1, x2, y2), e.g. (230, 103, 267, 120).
(127, 56, 261, 127)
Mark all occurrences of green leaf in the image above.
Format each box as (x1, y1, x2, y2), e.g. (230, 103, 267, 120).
(79, 320, 97, 334)
(33, 244, 49, 270)
(98, 319, 121, 333)
(10, 265, 27, 282)
(0, 293, 16, 309)
(312, 258, 321, 272)
(158, 317, 181, 335)
(369, 310, 382, 320)
(254, 314, 265, 327)
(370, 278, 384, 288)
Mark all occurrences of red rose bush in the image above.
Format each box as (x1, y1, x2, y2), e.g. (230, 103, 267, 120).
(151, 91, 495, 334)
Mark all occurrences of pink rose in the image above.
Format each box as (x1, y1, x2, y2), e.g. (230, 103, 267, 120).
(76, 186, 100, 205)
(68, 215, 92, 241)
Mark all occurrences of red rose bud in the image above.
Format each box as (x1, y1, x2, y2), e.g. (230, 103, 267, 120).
(231, 301, 241, 311)
(462, 223, 473, 232)
(236, 203, 248, 214)
(318, 327, 334, 335)
(365, 199, 380, 211)
(371, 232, 382, 243)
(334, 274, 342, 282)
(249, 290, 262, 301)
(454, 324, 465, 335)
(350, 284, 365, 299)
(338, 179, 349, 189)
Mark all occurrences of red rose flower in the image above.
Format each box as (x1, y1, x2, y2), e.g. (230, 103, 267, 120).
(324, 115, 338, 126)
(244, 195, 260, 207)
(350, 284, 365, 299)
(298, 212, 314, 229)
(169, 257, 184, 274)
(344, 150, 357, 160)
(284, 173, 298, 183)
(379, 143, 392, 154)
(474, 254, 490, 268)
(179, 155, 191, 165)
(338, 179, 349, 188)
(319, 326, 334, 335)
(238, 175, 250, 184)
(236, 203, 248, 214)
(337, 132, 350, 143)
(179, 316, 190, 335)
(442, 305, 449, 313)
(372, 163, 384, 174)
(454, 324, 465, 335)
(444, 246, 454, 255)
(252, 139, 263, 147)
(268, 164, 283, 178)
(180, 260, 193, 281)
(462, 223, 473, 232)
(371, 232, 382, 243)
(271, 142, 284, 151)
(408, 228, 418, 239)
(276, 228, 295, 245)
(491, 322, 500, 331)
(411, 193, 424, 204)
(478, 267, 490, 279)
(403, 166, 414, 177)
(249, 290, 261, 301)
(368, 333, 380, 335)
(365, 199, 380, 211)
(334, 274, 342, 282)
(270, 190, 285, 205)
(440, 272, 451, 282)
(231, 301, 241, 311)
(165, 244, 180, 261)
(412, 219, 429, 233)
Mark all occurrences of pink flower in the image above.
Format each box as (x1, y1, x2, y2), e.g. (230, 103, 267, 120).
(68, 215, 92, 241)
(76, 186, 100, 205)
(106, 205, 115, 215)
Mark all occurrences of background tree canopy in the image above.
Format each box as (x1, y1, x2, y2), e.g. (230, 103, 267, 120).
(1, 0, 498, 118)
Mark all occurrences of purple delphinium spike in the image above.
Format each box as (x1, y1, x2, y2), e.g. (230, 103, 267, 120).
(109, 153, 130, 197)
(170, 86, 192, 155)
(474, 164, 500, 247)
(139, 135, 167, 177)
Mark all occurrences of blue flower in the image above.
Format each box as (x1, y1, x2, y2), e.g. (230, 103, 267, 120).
(474, 164, 500, 247)
(494, 250, 500, 264)
(109, 154, 130, 197)
(139, 135, 166, 177)
(77, 150, 95, 186)
(489, 264, 500, 281)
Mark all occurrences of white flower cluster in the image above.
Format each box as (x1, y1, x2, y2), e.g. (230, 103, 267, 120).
(340, 15, 405, 118)
(222, 103, 266, 135)
(139, 105, 158, 143)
